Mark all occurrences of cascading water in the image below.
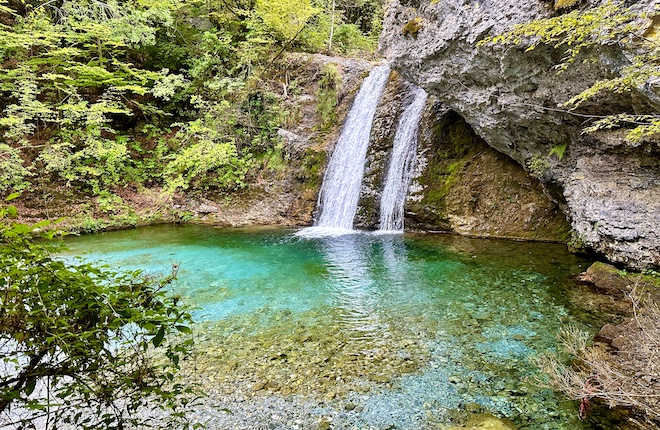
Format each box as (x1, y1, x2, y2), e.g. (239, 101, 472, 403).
(378, 85, 427, 232)
(314, 65, 391, 231)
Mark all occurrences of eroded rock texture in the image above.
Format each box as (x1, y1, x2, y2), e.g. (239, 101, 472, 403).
(381, 0, 660, 268)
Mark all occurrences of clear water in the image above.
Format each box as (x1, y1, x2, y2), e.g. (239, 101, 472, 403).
(61, 225, 603, 429)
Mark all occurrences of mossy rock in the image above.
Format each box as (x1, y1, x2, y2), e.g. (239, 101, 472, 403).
(554, 0, 581, 9)
(581, 262, 660, 300)
(446, 413, 518, 430)
(407, 109, 570, 241)
(402, 17, 423, 39)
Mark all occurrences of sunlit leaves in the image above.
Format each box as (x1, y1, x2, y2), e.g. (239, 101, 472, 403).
(0, 0, 383, 197)
(164, 130, 251, 192)
(152, 70, 190, 101)
(255, 0, 319, 41)
(0, 144, 31, 193)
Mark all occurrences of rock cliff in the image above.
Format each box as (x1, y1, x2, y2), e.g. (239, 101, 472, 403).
(380, 0, 660, 268)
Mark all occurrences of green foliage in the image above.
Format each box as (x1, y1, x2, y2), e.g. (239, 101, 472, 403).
(0, 0, 180, 194)
(97, 191, 125, 214)
(336, 0, 384, 36)
(567, 230, 587, 251)
(332, 23, 376, 54)
(255, 0, 318, 41)
(0, 204, 199, 429)
(0, 143, 31, 193)
(549, 143, 567, 160)
(165, 139, 250, 192)
(0, 0, 382, 199)
(165, 109, 253, 192)
(39, 132, 131, 193)
(298, 11, 334, 52)
(293, 0, 382, 54)
(483, 2, 660, 144)
(527, 155, 550, 177)
(296, 148, 326, 189)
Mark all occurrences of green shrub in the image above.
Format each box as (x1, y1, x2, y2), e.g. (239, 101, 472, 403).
(0, 144, 31, 194)
(332, 23, 376, 54)
(0, 202, 198, 429)
(165, 139, 251, 192)
(39, 131, 131, 194)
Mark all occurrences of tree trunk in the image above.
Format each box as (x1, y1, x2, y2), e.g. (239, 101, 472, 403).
(328, 0, 336, 53)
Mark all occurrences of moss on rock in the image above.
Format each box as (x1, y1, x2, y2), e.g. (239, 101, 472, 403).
(581, 261, 660, 301)
(401, 17, 423, 39)
(446, 413, 518, 430)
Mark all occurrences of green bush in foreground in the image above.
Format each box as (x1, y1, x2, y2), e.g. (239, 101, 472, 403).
(0, 196, 200, 429)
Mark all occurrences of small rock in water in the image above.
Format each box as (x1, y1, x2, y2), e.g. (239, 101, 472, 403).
(465, 402, 482, 413)
(318, 416, 333, 430)
(448, 376, 461, 384)
(371, 375, 391, 383)
(446, 413, 518, 430)
(344, 402, 357, 411)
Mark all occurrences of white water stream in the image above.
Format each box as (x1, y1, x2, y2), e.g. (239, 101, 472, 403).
(378, 85, 427, 232)
(314, 65, 391, 231)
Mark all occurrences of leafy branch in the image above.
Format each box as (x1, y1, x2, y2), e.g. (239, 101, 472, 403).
(482, 1, 660, 144)
(0, 198, 201, 429)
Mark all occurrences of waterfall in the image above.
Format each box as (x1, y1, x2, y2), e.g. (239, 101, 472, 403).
(378, 85, 427, 232)
(314, 65, 391, 230)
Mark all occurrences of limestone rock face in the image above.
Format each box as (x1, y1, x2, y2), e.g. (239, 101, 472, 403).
(380, 0, 660, 268)
(407, 108, 570, 240)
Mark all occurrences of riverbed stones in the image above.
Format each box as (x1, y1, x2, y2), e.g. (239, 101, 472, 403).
(318, 416, 332, 430)
(344, 402, 357, 411)
(193, 307, 430, 401)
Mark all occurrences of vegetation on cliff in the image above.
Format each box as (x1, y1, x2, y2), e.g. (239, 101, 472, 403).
(484, 1, 659, 144)
(481, 2, 659, 426)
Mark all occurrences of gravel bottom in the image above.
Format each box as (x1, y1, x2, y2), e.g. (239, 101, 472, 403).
(189, 384, 453, 430)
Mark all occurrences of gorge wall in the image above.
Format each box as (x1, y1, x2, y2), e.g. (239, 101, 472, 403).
(380, 0, 660, 269)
